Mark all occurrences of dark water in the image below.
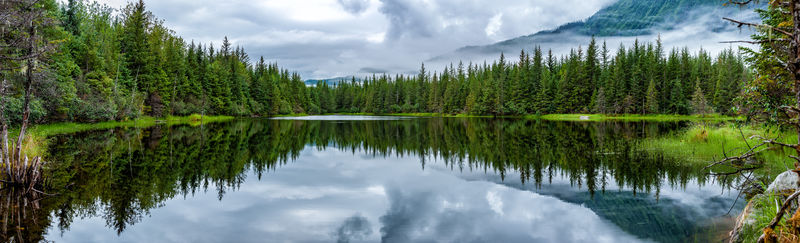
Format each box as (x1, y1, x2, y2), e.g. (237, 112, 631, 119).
(1, 116, 743, 243)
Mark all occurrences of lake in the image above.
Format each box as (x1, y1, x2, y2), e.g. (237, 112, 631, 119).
(2, 116, 742, 243)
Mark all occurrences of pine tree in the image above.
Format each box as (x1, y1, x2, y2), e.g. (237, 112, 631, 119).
(593, 88, 607, 114)
(669, 79, 688, 114)
(691, 80, 712, 115)
(4, 0, 757, 123)
(645, 79, 659, 114)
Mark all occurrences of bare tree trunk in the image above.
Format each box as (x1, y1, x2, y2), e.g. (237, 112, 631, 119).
(15, 25, 35, 162)
(0, 76, 8, 179)
(793, 1, 800, 153)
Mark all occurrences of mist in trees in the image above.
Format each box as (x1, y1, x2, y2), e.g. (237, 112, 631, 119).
(318, 40, 749, 116)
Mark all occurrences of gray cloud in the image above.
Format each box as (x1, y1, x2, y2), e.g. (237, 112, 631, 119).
(338, 0, 371, 15)
(96, 0, 616, 79)
(379, 0, 435, 40)
(334, 214, 373, 243)
(427, 5, 759, 73)
(358, 67, 390, 74)
(95, 0, 757, 81)
(47, 145, 735, 243)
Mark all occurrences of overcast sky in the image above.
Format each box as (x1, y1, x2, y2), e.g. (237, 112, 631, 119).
(93, 0, 619, 79)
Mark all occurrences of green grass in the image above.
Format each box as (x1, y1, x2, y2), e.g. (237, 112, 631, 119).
(738, 188, 785, 243)
(642, 123, 796, 170)
(29, 114, 234, 138)
(534, 114, 741, 122)
(15, 114, 234, 158)
(633, 122, 798, 243)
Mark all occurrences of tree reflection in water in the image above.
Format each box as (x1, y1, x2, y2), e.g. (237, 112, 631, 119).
(0, 118, 742, 242)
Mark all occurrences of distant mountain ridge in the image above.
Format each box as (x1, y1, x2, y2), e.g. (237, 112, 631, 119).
(434, 0, 761, 61)
(578, 0, 729, 36)
(304, 76, 361, 86)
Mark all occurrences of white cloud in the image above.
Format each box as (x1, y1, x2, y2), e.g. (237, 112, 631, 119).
(47, 143, 737, 243)
(486, 188, 505, 216)
(485, 13, 503, 39)
(91, 0, 615, 79)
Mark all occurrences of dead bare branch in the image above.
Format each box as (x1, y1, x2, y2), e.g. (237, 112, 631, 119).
(723, 17, 794, 37)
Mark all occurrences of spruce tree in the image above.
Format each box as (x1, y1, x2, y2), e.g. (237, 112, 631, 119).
(691, 80, 712, 115)
(593, 88, 607, 114)
(645, 79, 659, 114)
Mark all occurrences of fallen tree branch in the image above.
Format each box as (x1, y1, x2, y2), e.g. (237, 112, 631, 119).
(721, 39, 791, 44)
(759, 188, 800, 243)
(723, 17, 793, 37)
(705, 141, 770, 169)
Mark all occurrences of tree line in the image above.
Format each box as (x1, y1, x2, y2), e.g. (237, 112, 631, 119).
(40, 0, 314, 122)
(3, 0, 751, 125)
(319, 40, 748, 116)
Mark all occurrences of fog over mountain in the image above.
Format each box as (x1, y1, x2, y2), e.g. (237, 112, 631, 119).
(94, 0, 760, 79)
(426, 0, 762, 74)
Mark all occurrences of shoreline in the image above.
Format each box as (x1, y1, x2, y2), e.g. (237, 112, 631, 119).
(276, 113, 741, 122)
(20, 113, 739, 159)
(30, 114, 235, 137)
(17, 114, 233, 157)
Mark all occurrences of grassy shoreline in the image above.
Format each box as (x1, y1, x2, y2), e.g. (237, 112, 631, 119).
(22, 113, 742, 158)
(642, 123, 794, 170)
(16, 114, 233, 157)
(29, 114, 235, 137)
(277, 113, 740, 121)
(535, 114, 741, 122)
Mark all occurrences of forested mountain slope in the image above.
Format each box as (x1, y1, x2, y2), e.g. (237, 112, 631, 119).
(579, 0, 730, 36)
(436, 0, 759, 60)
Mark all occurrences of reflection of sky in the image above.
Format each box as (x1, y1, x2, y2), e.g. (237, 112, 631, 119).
(46, 146, 735, 243)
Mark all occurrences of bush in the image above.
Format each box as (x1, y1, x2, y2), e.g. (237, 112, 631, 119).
(402, 104, 416, 113)
(390, 104, 402, 113)
(278, 100, 292, 115)
(248, 99, 265, 116)
(1, 97, 47, 124)
(188, 113, 203, 122)
(114, 92, 145, 120)
(308, 104, 321, 115)
(67, 98, 116, 122)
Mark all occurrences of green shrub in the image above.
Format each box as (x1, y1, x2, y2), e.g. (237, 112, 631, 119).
(278, 100, 292, 115)
(308, 104, 321, 115)
(2, 97, 47, 124)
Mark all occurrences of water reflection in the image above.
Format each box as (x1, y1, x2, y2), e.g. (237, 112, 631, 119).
(0, 118, 741, 242)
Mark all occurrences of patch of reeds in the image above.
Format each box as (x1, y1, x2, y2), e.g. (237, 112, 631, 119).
(641, 123, 796, 171)
(0, 134, 46, 194)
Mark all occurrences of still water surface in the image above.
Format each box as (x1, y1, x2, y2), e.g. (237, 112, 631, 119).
(3, 116, 741, 242)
